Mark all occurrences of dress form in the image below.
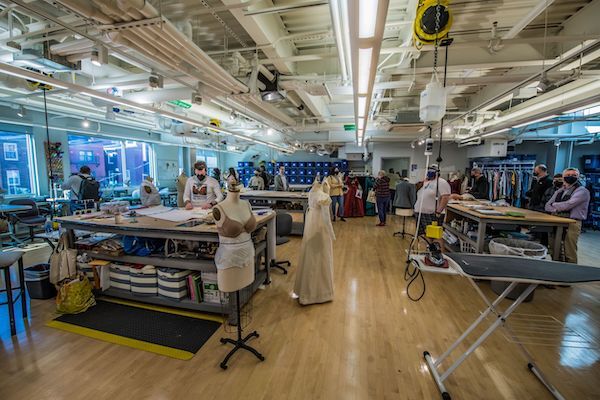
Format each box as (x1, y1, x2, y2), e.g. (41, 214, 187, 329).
(213, 189, 255, 292)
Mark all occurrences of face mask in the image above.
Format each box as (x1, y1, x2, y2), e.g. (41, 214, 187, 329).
(563, 176, 578, 185)
(334, 169, 339, 174)
(554, 181, 563, 188)
(533, 172, 539, 177)
(426, 171, 436, 180)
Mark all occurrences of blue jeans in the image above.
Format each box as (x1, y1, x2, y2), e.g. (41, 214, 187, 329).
(376, 197, 390, 224)
(330, 195, 344, 219)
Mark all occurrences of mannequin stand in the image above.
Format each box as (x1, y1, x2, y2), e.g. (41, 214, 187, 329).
(393, 215, 415, 239)
(220, 290, 265, 370)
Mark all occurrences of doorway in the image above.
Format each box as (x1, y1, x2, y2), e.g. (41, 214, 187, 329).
(382, 157, 410, 178)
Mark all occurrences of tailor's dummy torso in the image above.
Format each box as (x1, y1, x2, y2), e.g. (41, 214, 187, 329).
(213, 184, 257, 292)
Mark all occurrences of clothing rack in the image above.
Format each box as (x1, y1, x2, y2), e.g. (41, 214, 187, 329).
(471, 158, 536, 206)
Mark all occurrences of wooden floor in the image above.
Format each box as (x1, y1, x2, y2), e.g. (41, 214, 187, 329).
(1, 217, 599, 400)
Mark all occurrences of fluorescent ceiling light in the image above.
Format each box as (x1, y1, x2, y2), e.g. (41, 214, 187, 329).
(357, 96, 367, 117)
(512, 115, 558, 128)
(358, 117, 365, 129)
(358, 47, 373, 94)
(481, 128, 509, 138)
(359, 0, 378, 38)
(584, 105, 600, 116)
(585, 126, 600, 134)
(0, 63, 68, 89)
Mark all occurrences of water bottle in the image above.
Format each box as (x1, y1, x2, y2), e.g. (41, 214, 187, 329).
(44, 217, 52, 233)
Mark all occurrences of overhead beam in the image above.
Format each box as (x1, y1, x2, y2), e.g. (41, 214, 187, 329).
(244, 1, 328, 16)
(503, 0, 556, 40)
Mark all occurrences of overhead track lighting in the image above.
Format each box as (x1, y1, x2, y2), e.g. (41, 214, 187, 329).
(82, 117, 90, 128)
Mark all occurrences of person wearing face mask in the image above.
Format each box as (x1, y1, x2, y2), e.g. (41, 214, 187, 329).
(183, 161, 224, 210)
(545, 168, 591, 264)
(468, 167, 489, 200)
(248, 169, 265, 190)
(415, 165, 451, 235)
(326, 166, 346, 222)
(526, 164, 553, 211)
(541, 174, 563, 208)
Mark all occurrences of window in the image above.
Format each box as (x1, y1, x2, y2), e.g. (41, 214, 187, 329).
(0, 132, 35, 195)
(68, 135, 154, 188)
(3, 143, 18, 161)
(195, 149, 219, 176)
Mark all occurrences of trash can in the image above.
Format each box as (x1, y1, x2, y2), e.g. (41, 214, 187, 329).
(488, 238, 548, 302)
(24, 263, 56, 299)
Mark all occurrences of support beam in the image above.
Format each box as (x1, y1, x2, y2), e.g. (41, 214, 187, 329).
(503, 0, 556, 40)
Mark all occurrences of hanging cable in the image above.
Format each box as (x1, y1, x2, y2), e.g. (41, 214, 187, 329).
(43, 88, 55, 220)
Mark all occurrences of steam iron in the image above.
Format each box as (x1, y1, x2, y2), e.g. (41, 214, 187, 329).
(424, 242, 448, 268)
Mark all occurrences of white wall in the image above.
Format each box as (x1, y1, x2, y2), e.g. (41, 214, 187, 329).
(370, 141, 471, 182)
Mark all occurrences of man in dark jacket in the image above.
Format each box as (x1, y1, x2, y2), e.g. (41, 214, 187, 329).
(526, 164, 553, 211)
(468, 167, 489, 200)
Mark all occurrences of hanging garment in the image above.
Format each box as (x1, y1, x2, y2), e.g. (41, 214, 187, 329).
(294, 180, 335, 305)
(343, 177, 364, 217)
(364, 177, 376, 216)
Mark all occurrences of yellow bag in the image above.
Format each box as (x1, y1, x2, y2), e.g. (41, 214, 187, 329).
(56, 274, 96, 314)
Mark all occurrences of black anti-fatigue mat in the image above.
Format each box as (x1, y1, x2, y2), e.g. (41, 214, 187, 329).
(447, 253, 600, 284)
(52, 300, 221, 358)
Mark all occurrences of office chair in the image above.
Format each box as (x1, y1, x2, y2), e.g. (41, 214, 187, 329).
(272, 212, 293, 274)
(9, 199, 47, 243)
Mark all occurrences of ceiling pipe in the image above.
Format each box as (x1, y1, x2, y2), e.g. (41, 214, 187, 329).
(503, 0, 556, 40)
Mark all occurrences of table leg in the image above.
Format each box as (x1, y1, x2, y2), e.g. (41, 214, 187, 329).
(476, 222, 486, 253)
(3, 266, 16, 336)
(18, 257, 27, 319)
(265, 217, 276, 285)
(553, 226, 563, 261)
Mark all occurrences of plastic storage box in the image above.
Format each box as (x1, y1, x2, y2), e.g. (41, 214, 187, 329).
(24, 264, 56, 299)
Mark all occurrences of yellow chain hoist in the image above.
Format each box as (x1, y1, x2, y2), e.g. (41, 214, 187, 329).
(413, 0, 453, 47)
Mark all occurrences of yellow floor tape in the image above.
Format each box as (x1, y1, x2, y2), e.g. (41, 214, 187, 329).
(46, 320, 194, 360)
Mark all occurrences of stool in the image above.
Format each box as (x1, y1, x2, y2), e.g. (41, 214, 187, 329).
(0, 251, 27, 336)
(393, 208, 415, 239)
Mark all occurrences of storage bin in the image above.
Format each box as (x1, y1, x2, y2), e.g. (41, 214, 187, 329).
(109, 264, 131, 291)
(489, 238, 547, 302)
(157, 268, 190, 300)
(24, 264, 56, 299)
(130, 265, 158, 296)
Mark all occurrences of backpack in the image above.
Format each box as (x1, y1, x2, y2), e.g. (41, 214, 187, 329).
(78, 174, 100, 201)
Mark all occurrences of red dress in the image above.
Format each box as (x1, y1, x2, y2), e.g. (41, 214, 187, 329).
(343, 177, 364, 217)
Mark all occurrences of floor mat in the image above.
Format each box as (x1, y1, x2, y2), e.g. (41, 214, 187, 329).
(47, 299, 222, 360)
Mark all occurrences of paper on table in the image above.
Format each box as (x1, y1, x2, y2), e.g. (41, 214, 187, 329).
(150, 208, 210, 222)
(134, 205, 174, 216)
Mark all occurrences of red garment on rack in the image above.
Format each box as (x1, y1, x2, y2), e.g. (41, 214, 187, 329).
(343, 177, 364, 217)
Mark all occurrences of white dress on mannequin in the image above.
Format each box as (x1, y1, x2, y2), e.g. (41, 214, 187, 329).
(294, 179, 336, 305)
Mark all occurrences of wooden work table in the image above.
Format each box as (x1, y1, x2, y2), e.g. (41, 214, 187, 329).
(445, 202, 575, 260)
(240, 190, 309, 235)
(56, 210, 276, 315)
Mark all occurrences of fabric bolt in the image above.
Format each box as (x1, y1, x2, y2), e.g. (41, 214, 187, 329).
(376, 197, 390, 224)
(294, 180, 335, 305)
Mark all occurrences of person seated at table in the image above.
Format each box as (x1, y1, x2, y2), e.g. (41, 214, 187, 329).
(545, 168, 590, 264)
(183, 161, 223, 210)
(140, 176, 161, 207)
(61, 165, 100, 213)
(274, 165, 290, 191)
(467, 167, 489, 200)
(248, 169, 265, 190)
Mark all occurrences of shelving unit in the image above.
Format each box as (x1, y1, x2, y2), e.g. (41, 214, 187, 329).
(57, 212, 276, 315)
(237, 160, 349, 186)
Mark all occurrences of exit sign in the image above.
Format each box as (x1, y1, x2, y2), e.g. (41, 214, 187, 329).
(344, 124, 356, 131)
(168, 100, 192, 109)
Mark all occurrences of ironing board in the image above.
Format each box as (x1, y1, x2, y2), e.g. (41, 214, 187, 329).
(410, 253, 600, 400)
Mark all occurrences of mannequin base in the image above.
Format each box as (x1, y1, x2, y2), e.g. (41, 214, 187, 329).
(219, 331, 264, 370)
(219, 290, 265, 370)
(393, 215, 415, 239)
(271, 259, 290, 274)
